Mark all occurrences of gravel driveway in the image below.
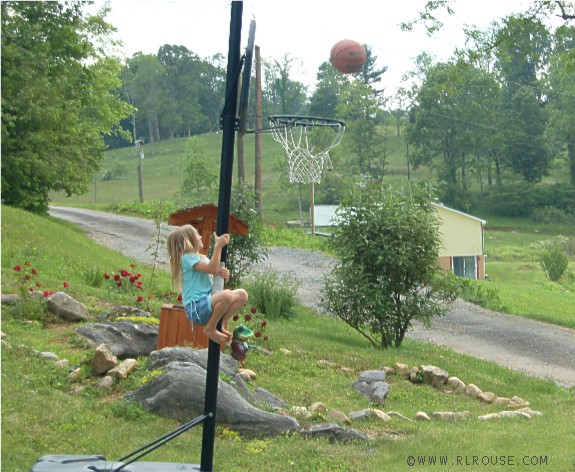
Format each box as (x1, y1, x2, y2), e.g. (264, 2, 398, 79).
(49, 206, 575, 388)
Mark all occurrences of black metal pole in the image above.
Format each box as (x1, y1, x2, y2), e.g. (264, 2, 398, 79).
(200, 2, 243, 471)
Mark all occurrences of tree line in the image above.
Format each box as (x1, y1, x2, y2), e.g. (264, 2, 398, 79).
(1, 1, 574, 215)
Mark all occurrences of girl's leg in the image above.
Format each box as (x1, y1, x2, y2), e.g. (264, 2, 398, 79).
(204, 290, 234, 343)
(221, 289, 249, 328)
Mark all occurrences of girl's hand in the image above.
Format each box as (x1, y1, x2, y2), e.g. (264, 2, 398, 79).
(214, 232, 230, 248)
(218, 267, 230, 282)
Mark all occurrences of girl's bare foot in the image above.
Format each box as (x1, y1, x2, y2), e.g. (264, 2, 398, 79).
(222, 327, 233, 339)
(204, 328, 228, 344)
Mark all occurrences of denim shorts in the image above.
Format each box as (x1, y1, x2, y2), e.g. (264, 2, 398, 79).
(184, 296, 212, 327)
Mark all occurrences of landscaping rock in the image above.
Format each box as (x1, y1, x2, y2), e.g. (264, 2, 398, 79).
(125, 360, 299, 438)
(310, 402, 327, 414)
(76, 321, 158, 359)
(54, 359, 70, 369)
(91, 344, 118, 375)
(328, 409, 351, 425)
(352, 370, 390, 405)
(252, 387, 289, 410)
(394, 363, 409, 376)
(447, 376, 466, 391)
(478, 391, 497, 403)
(99, 305, 153, 322)
(99, 376, 116, 389)
(47, 292, 89, 321)
(39, 352, 59, 361)
(508, 396, 530, 409)
(464, 383, 482, 397)
(299, 423, 368, 442)
(421, 365, 449, 387)
(372, 409, 392, 421)
(148, 347, 237, 377)
(478, 413, 501, 421)
(109, 358, 138, 380)
(415, 411, 431, 421)
(1, 294, 19, 305)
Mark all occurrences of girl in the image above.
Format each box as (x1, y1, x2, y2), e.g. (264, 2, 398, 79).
(167, 224, 248, 344)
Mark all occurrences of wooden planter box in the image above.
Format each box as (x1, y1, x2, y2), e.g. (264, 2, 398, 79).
(157, 304, 224, 351)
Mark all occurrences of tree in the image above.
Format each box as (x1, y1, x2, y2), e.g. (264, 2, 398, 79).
(545, 25, 575, 186)
(1, 2, 132, 213)
(263, 55, 308, 116)
(178, 137, 217, 206)
(321, 183, 458, 348)
(308, 62, 348, 118)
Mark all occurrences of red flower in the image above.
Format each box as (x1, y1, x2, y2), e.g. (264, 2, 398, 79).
(63, 281, 69, 288)
(113, 274, 121, 281)
(35, 282, 41, 287)
(233, 315, 239, 321)
(130, 263, 136, 268)
(137, 296, 143, 302)
(264, 336, 268, 341)
(104, 273, 110, 279)
(43, 291, 53, 297)
(177, 294, 182, 302)
(136, 273, 142, 278)
(29, 287, 34, 293)
(31, 268, 38, 275)
(261, 321, 267, 327)
(148, 295, 153, 299)
(116, 281, 123, 287)
(129, 277, 136, 283)
(244, 314, 251, 322)
(24, 261, 31, 266)
(120, 270, 129, 277)
(255, 332, 261, 338)
(251, 307, 257, 314)
(25, 275, 31, 281)
(13, 265, 21, 272)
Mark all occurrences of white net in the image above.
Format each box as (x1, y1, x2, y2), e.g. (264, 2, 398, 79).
(270, 116, 345, 184)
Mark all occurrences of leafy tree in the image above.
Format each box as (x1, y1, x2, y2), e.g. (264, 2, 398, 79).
(501, 86, 550, 182)
(545, 25, 575, 186)
(356, 45, 388, 97)
(178, 137, 217, 206)
(1, 2, 132, 213)
(263, 55, 308, 116)
(321, 183, 458, 348)
(309, 62, 348, 118)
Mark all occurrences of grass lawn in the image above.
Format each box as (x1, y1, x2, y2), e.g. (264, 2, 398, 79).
(2, 205, 575, 472)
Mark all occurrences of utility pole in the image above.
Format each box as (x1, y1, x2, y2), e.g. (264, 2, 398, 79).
(255, 45, 263, 219)
(135, 139, 144, 203)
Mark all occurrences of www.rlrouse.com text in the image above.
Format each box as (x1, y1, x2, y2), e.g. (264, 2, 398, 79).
(406, 455, 549, 467)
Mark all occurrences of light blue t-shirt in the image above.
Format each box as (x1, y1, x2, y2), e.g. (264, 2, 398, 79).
(181, 253, 212, 306)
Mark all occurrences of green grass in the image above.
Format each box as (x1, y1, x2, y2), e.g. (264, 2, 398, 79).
(2, 205, 575, 472)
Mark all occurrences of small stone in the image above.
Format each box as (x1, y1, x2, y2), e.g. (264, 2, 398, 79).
(328, 409, 351, 425)
(54, 359, 70, 369)
(456, 411, 473, 419)
(69, 368, 82, 381)
(371, 409, 392, 421)
(432, 411, 456, 421)
(500, 410, 531, 420)
(478, 391, 496, 403)
(508, 396, 529, 409)
(290, 406, 312, 419)
(237, 368, 257, 381)
(421, 365, 449, 387)
(348, 409, 372, 421)
(310, 402, 327, 413)
(494, 396, 510, 405)
(518, 407, 543, 417)
(394, 363, 409, 376)
(109, 359, 138, 380)
(478, 413, 501, 420)
(415, 411, 431, 421)
(464, 383, 482, 397)
(91, 344, 118, 375)
(409, 367, 420, 383)
(279, 348, 292, 355)
(99, 376, 116, 388)
(387, 411, 412, 421)
(40, 352, 59, 361)
(447, 377, 466, 391)
(383, 366, 395, 375)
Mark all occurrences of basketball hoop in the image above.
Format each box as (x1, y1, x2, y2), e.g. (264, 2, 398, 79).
(269, 115, 345, 184)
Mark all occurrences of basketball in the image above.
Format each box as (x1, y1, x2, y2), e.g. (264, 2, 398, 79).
(330, 39, 366, 74)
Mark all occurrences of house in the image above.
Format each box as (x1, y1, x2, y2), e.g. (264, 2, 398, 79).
(432, 203, 487, 280)
(312, 203, 487, 280)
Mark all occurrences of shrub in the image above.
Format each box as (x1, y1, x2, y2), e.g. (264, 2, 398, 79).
(539, 246, 569, 282)
(244, 269, 300, 319)
(321, 183, 459, 349)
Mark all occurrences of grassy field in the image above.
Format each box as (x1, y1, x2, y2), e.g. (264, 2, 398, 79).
(2, 207, 575, 472)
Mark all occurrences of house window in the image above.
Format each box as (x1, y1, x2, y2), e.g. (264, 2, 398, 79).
(453, 256, 477, 279)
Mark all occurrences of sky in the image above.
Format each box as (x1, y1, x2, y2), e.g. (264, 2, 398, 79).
(92, 0, 532, 96)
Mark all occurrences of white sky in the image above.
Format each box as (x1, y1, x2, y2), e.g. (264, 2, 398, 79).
(93, 0, 531, 96)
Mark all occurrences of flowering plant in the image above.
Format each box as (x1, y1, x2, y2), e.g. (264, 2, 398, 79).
(103, 263, 147, 304)
(232, 306, 269, 342)
(12, 261, 69, 298)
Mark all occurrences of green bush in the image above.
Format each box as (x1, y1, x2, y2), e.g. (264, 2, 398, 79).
(244, 269, 300, 319)
(539, 245, 569, 282)
(455, 276, 506, 312)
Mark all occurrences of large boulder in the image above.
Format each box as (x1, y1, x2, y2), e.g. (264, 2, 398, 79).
(47, 292, 89, 321)
(125, 360, 299, 438)
(76, 321, 158, 359)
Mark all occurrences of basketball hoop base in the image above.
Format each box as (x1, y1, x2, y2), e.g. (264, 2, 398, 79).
(30, 455, 204, 472)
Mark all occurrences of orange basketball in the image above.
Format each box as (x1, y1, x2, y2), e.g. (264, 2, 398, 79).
(330, 39, 366, 74)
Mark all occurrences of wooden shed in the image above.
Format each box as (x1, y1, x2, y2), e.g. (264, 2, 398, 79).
(432, 203, 487, 280)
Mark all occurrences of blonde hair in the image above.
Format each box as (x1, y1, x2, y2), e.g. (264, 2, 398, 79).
(167, 225, 203, 291)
